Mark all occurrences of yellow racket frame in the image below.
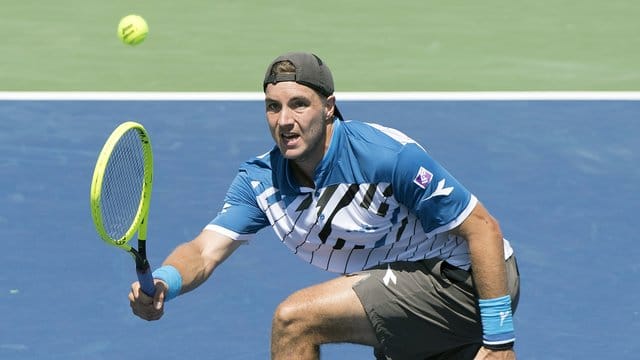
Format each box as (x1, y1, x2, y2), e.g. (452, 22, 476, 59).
(90, 121, 153, 251)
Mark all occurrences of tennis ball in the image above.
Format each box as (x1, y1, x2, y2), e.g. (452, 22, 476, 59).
(117, 15, 149, 46)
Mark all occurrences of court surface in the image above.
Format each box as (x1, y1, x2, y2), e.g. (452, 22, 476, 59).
(0, 99, 638, 359)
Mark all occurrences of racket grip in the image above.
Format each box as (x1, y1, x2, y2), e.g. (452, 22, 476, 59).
(137, 267, 156, 297)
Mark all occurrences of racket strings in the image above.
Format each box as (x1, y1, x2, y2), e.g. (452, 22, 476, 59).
(100, 129, 147, 240)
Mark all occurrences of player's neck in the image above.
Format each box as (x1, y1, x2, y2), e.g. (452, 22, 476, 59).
(291, 162, 316, 188)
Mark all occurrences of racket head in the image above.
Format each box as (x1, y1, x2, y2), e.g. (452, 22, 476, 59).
(90, 121, 153, 249)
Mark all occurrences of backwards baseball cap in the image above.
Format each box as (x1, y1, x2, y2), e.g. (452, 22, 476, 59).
(263, 52, 343, 120)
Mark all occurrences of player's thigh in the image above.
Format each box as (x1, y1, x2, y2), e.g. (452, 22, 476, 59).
(275, 274, 378, 346)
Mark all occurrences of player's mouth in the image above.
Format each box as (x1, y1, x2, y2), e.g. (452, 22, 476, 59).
(281, 133, 300, 147)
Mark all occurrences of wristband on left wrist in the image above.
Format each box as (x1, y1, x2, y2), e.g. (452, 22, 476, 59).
(479, 295, 515, 350)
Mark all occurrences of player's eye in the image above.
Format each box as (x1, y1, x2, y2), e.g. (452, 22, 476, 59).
(290, 98, 309, 110)
(266, 102, 280, 112)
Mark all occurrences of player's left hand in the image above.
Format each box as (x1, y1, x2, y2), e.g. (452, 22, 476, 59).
(474, 346, 516, 359)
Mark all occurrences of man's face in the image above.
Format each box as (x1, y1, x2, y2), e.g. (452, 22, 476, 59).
(265, 81, 335, 169)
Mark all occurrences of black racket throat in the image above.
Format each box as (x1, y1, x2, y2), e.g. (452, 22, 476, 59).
(130, 240, 151, 272)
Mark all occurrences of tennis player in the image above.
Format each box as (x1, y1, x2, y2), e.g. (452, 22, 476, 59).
(129, 52, 520, 360)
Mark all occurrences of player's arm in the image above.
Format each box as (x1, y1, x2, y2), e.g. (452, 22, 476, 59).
(451, 201, 507, 299)
(129, 229, 242, 321)
(391, 144, 515, 356)
(450, 202, 515, 359)
(391, 144, 509, 298)
(162, 229, 243, 293)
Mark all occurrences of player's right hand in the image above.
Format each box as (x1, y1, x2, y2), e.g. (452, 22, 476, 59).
(129, 280, 168, 321)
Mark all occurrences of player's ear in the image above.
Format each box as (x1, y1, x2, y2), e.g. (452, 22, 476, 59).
(325, 95, 336, 121)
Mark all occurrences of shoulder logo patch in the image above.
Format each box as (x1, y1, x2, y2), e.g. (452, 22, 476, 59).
(413, 166, 433, 189)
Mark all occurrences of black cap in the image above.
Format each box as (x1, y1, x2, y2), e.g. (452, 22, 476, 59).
(263, 52, 343, 120)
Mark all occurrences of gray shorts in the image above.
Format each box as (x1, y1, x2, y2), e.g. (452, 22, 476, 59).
(351, 256, 520, 360)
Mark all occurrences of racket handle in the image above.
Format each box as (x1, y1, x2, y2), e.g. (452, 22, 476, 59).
(137, 267, 156, 297)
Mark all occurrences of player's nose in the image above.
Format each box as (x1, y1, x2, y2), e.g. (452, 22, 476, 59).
(277, 107, 295, 127)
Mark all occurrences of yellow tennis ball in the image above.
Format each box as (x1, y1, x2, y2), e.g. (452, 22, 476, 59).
(117, 15, 149, 46)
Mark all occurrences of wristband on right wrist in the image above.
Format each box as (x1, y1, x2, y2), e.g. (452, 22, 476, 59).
(152, 265, 183, 301)
(479, 295, 515, 350)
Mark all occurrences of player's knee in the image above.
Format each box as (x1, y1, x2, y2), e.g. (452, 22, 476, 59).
(273, 299, 300, 331)
(272, 295, 313, 337)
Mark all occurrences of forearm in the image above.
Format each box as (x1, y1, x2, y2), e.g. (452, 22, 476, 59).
(454, 202, 515, 352)
(467, 229, 508, 299)
(454, 202, 508, 298)
(158, 230, 241, 295)
(129, 230, 240, 321)
(162, 241, 213, 294)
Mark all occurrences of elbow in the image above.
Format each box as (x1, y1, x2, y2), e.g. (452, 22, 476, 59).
(485, 214, 503, 240)
(454, 202, 503, 244)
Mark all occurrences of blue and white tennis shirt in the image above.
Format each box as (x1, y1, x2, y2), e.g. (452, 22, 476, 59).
(207, 120, 513, 274)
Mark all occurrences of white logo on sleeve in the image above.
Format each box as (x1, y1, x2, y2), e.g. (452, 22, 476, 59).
(221, 202, 232, 213)
(423, 179, 454, 201)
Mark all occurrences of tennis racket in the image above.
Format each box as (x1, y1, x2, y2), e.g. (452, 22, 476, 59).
(90, 121, 156, 296)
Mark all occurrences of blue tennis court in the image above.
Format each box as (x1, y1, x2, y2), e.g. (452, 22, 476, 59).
(0, 99, 638, 359)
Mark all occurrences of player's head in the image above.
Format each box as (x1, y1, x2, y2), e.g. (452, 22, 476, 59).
(263, 52, 343, 121)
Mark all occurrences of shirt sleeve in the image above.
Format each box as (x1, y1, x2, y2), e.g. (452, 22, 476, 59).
(392, 143, 476, 236)
(206, 169, 270, 241)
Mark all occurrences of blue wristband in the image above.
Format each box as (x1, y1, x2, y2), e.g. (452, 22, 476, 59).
(152, 265, 183, 301)
(479, 295, 515, 349)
